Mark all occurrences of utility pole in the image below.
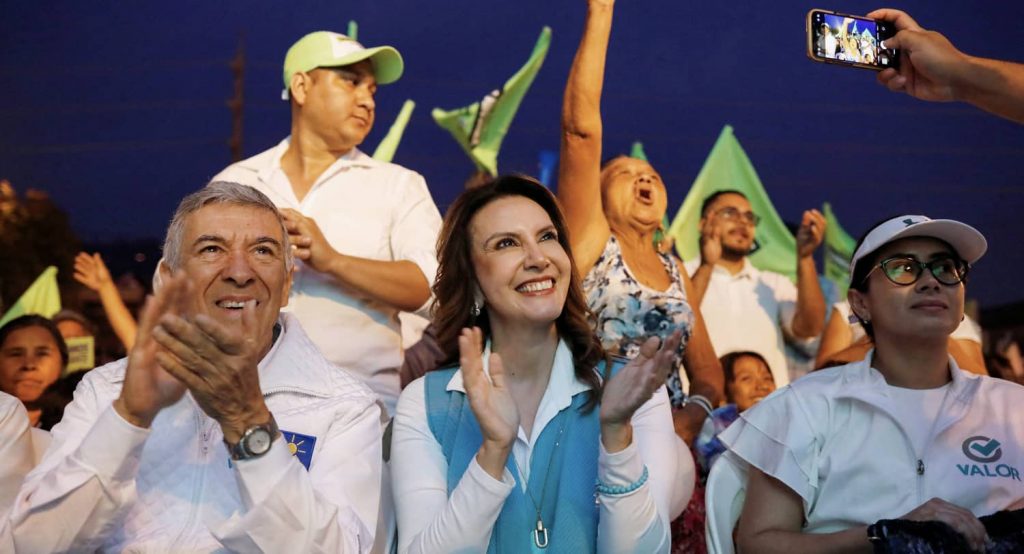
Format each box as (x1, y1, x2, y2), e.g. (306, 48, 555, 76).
(228, 32, 245, 162)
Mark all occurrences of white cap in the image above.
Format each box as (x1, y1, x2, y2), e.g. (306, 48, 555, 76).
(848, 215, 987, 280)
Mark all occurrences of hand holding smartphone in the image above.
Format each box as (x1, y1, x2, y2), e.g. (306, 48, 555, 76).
(807, 9, 898, 71)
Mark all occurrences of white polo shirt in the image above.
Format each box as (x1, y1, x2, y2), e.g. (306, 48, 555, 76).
(686, 259, 806, 387)
(213, 139, 442, 414)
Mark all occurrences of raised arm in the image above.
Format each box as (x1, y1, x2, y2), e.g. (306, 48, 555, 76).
(870, 8, 1024, 124)
(558, 0, 615, 275)
(74, 252, 138, 350)
(791, 210, 827, 338)
(675, 260, 725, 445)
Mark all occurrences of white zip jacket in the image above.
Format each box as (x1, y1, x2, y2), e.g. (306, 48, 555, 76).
(720, 353, 1024, 532)
(8, 313, 383, 553)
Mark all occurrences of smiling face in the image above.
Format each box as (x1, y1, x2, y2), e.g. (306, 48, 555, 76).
(726, 354, 776, 412)
(700, 192, 757, 257)
(849, 237, 964, 342)
(469, 195, 572, 332)
(166, 203, 292, 354)
(0, 325, 64, 403)
(600, 157, 668, 231)
(297, 60, 377, 151)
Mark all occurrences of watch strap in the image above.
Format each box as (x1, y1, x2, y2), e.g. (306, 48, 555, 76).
(226, 416, 280, 461)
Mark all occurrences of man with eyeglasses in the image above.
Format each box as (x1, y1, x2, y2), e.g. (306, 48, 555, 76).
(211, 32, 442, 416)
(686, 190, 827, 387)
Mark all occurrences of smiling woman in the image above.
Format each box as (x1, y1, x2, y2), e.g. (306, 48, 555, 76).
(390, 174, 690, 553)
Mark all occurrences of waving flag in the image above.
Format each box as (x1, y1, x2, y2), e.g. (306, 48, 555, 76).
(373, 99, 416, 163)
(822, 202, 857, 296)
(0, 266, 61, 326)
(667, 125, 797, 279)
(431, 26, 551, 176)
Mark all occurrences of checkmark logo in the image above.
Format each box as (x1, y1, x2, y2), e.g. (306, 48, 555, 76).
(963, 436, 1003, 463)
(972, 439, 1001, 456)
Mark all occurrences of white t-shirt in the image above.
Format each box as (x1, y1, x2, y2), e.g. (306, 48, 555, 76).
(213, 139, 443, 415)
(686, 259, 813, 387)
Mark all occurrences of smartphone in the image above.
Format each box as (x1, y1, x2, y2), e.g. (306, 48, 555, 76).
(806, 9, 898, 70)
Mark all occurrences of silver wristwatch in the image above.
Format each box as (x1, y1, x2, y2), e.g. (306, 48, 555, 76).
(226, 417, 279, 461)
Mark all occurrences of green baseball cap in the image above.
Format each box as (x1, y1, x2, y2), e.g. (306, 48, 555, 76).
(281, 31, 404, 100)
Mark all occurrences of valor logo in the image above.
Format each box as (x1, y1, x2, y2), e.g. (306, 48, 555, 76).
(963, 436, 1002, 463)
(956, 435, 1020, 481)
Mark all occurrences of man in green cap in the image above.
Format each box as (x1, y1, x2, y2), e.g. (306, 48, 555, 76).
(213, 31, 442, 416)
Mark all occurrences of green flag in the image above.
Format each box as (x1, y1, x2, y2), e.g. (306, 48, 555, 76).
(372, 99, 415, 163)
(667, 125, 797, 279)
(0, 266, 61, 327)
(630, 141, 648, 162)
(822, 202, 857, 297)
(347, 20, 358, 41)
(431, 26, 551, 176)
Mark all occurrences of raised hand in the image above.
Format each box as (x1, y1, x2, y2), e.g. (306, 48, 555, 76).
(868, 9, 967, 103)
(113, 273, 191, 428)
(699, 217, 723, 266)
(150, 297, 269, 444)
(280, 208, 339, 274)
(460, 327, 519, 480)
(796, 209, 826, 259)
(73, 252, 114, 292)
(599, 331, 681, 452)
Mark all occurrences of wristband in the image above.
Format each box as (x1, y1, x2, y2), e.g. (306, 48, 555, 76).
(683, 394, 714, 417)
(595, 465, 649, 496)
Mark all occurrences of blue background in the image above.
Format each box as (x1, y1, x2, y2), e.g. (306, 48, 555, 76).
(2, 1, 1023, 308)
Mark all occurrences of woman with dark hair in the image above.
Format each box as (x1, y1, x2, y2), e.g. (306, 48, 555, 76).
(558, 0, 723, 446)
(391, 175, 687, 552)
(724, 215, 1024, 552)
(0, 315, 68, 428)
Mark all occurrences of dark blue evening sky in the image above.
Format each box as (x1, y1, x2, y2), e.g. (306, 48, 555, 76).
(2, 1, 1023, 307)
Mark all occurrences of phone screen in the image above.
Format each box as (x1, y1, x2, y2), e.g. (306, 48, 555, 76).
(810, 10, 898, 69)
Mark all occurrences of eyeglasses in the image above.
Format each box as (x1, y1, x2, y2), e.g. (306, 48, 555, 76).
(866, 255, 969, 286)
(715, 207, 761, 226)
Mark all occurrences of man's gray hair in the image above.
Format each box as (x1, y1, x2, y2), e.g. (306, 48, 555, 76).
(162, 181, 294, 270)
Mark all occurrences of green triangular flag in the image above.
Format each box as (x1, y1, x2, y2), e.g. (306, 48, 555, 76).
(373, 99, 415, 163)
(347, 20, 358, 41)
(667, 125, 797, 279)
(822, 202, 857, 297)
(630, 141, 648, 162)
(431, 26, 551, 176)
(0, 266, 61, 327)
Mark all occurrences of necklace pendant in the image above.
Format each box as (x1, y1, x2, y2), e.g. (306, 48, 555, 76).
(533, 519, 549, 549)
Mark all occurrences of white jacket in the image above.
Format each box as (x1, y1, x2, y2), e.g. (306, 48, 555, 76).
(721, 353, 1024, 533)
(8, 313, 383, 553)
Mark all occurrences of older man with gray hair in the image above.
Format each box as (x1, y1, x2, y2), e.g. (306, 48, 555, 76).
(7, 182, 383, 552)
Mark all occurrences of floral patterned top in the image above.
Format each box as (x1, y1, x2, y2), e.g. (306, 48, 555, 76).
(582, 235, 694, 408)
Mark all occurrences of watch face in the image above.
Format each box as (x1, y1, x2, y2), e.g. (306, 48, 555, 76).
(246, 428, 273, 455)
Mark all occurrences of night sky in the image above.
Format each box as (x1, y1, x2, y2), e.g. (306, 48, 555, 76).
(2, 1, 1023, 308)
